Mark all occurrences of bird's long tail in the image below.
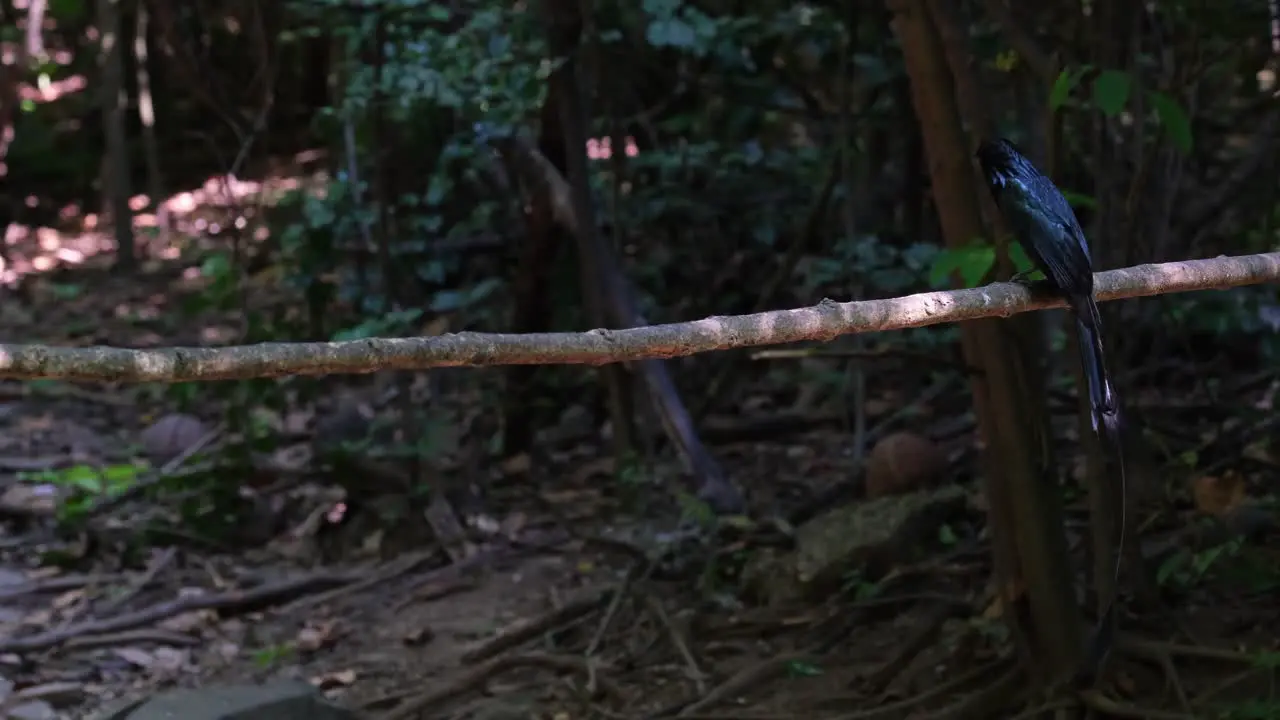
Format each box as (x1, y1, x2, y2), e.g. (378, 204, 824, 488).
(1073, 300, 1120, 442)
(1071, 296, 1127, 684)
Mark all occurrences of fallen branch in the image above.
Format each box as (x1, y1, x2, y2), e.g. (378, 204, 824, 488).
(1077, 689, 1195, 720)
(0, 252, 1274, 382)
(672, 650, 812, 717)
(372, 652, 616, 720)
(460, 586, 613, 664)
(0, 570, 360, 653)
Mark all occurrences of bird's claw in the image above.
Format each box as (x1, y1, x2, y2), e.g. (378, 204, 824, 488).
(1010, 270, 1036, 286)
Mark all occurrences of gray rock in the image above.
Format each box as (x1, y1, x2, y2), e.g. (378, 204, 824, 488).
(7, 701, 55, 720)
(94, 682, 360, 720)
(742, 485, 972, 605)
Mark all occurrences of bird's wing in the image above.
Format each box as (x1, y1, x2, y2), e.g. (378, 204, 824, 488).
(1026, 173, 1093, 259)
(1021, 200, 1095, 295)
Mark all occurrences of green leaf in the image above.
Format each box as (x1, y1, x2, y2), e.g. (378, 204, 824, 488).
(929, 245, 996, 288)
(785, 660, 824, 678)
(1252, 651, 1280, 670)
(1148, 91, 1193, 153)
(425, 175, 451, 206)
(48, 0, 86, 22)
(429, 290, 464, 312)
(1049, 65, 1092, 110)
(1092, 70, 1131, 116)
(1060, 190, 1098, 210)
(101, 463, 143, 484)
(49, 283, 83, 300)
(642, 0, 681, 16)
(1050, 70, 1075, 110)
(1008, 243, 1035, 274)
(938, 524, 958, 546)
(201, 252, 233, 279)
(646, 18, 697, 49)
(1156, 551, 1187, 586)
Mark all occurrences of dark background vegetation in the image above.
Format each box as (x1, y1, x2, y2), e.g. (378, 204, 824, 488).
(0, 0, 1279, 718)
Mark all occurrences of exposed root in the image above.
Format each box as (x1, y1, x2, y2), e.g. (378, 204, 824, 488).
(374, 652, 617, 720)
(1119, 636, 1262, 665)
(1077, 689, 1196, 720)
(824, 657, 1021, 720)
(670, 650, 814, 717)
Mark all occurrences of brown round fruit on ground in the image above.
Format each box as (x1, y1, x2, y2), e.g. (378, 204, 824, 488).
(865, 431, 945, 498)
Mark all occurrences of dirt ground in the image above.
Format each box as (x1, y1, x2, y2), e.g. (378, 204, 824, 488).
(0, 231, 933, 720)
(0, 369, 943, 720)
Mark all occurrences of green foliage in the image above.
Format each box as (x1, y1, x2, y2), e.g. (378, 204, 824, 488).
(261, 1, 549, 329)
(677, 491, 716, 528)
(1051, 66, 1192, 153)
(1156, 541, 1228, 588)
(840, 568, 882, 601)
(20, 462, 147, 525)
(1091, 70, 1132, 116)
(784, 659, 824, 678)
(47, 0, 88, 24)
(931, 245, 996, 288)
(1219, 701, 1280, 720)
(928, 243, 1033, 288)
(1152, 530, 1280, 593)
(1049, 66, 1090, 111)
(332, 309, 424, 341)
(1148, 91, 1193, 152)
(1167, 288, 1280, 362)
(251, 644, 295, 668)
(800, 236, 938, 297)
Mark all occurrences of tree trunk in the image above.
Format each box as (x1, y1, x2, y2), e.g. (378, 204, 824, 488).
(888, 0, 1084, 688)
(133, 0, 168, 246)
(97, 0, 136, 271)
(540, 0, 638, 462)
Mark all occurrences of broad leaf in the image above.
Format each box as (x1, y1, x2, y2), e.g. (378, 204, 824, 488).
(1092, 70, 1132, 116)
(929, 245, 996, 288)
(1148, 91, 1193, 153)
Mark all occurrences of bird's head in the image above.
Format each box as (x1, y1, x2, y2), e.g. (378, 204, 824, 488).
(975, 137, 1031, 190)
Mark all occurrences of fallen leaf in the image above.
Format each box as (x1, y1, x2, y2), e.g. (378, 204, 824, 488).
(7, 700, 56, 720)
(500, 453, 531, 475)
(113, 647, 155, 668)
(983, 579, 1025, 620)
(148, 647, 188, 673)
(1242, 441, 1272, 464)
(51, 589, 83, 611)
(1192, 473, 1245, 517)
(215, 641, 240, 662)
(296, 621, 338, 652)
(402, 627, 434, 646)
(0, 484, 58, 516)
(421, 315, 450, 336)
(159, 610, 213, 633)
(310, 669, 356, 689)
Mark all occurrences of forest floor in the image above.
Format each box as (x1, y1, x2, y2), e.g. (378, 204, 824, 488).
(0, 176, 1278, 720)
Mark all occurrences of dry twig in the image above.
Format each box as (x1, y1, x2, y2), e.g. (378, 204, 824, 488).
(0, 570, 360, 653)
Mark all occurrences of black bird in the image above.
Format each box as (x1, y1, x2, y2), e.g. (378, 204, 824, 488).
(975, 138, 1120, 440)
(977, 137, 1125, 682)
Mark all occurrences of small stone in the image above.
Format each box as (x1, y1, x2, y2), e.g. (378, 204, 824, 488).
(7, 701, 56, 720)
(118, 681, 359, 720)
(140, 414, 210, 464)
